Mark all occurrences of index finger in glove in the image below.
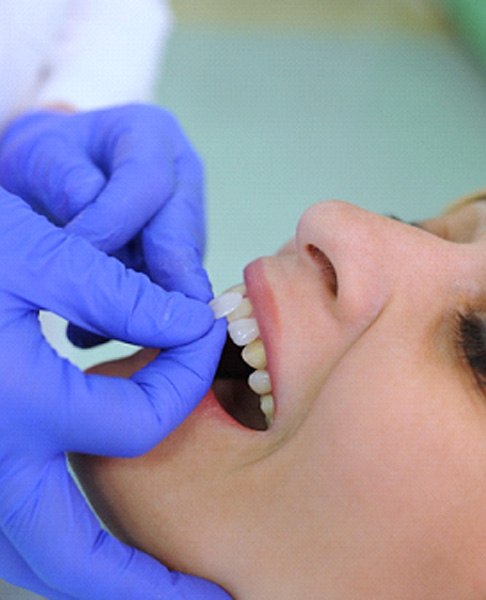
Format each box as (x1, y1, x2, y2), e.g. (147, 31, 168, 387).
(65, 109, 200, 254)
(0, 191, 213, 349)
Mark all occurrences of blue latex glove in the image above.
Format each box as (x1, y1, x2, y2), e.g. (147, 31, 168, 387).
(0, 188, 229, 599)
(0, 104, 210, 348)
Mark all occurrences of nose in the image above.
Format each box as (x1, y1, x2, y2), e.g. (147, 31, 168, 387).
(295, 200, 404, 328)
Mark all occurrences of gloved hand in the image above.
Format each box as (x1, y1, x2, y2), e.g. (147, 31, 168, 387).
(0, 104, 209, 347)
(0, 187, 229, 599)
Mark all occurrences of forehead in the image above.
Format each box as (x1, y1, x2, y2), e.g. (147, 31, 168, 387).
(403, 197, 486, 303)
(421, 195, 486, 244)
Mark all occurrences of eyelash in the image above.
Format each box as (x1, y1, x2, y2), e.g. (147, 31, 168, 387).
(389, 215, 486, 387)
(457, 312, 486, 388)
(389, 214, 486, 391)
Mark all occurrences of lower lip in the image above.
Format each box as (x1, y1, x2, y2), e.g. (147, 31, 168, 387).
(194, 388, 233, 424)
(195, 388, 262, 433)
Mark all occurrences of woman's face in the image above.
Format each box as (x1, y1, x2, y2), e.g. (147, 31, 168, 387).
(73, 199, 486, 599)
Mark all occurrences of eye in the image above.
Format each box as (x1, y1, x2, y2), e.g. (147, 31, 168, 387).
(457, 312, 486, 387)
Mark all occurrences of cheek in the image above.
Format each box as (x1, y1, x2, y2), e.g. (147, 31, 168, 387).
(301, 342, 486, 557)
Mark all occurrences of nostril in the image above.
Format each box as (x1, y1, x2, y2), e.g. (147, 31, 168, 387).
(306, 244, 338, 296)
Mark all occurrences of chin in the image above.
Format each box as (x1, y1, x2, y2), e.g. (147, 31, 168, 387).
(70, 405, 228, 576)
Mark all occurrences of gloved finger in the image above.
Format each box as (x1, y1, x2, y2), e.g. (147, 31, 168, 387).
(0, 115, 106, 225)
(142, 149, 212, 302)
(1, 193, 214, 349)
(66, 238, 145, 349)
(112, 235, 146, 274)
(50, 319, 226, 457)
(64, 113, 182, 253)
(33, 149, 107, 225)
(0, 313, 224, 456)
(0, 528, 78, 600)
(2, 455, 231, 600)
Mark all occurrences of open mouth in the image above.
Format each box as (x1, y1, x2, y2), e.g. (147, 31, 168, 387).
(210, 285, 274, 432)
(214, 336, 268, 430)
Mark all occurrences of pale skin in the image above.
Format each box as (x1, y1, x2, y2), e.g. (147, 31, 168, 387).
(72, 194, 486, 599)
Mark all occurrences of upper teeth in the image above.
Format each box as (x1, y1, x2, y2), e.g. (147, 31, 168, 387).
(227, 297, 253, 322)
(227, 318, 260, 346)
(248, 369, 272, 395)
(210, 285, 275, 427)
(209, 291, 243, 319)
(242, 339, 267, 370)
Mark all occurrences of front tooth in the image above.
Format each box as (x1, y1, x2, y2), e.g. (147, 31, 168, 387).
(228, 318, 260, 346)
(210, 292, 243, 319)
(248, 369, 272, 395)
(242, 339, 267, 369)
(260, 394, 274, 427)
(224, 283, 247, 296)
(227, 297, 253, 322)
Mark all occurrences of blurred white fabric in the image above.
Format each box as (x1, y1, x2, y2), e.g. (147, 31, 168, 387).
(0, 0, 173, 125)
